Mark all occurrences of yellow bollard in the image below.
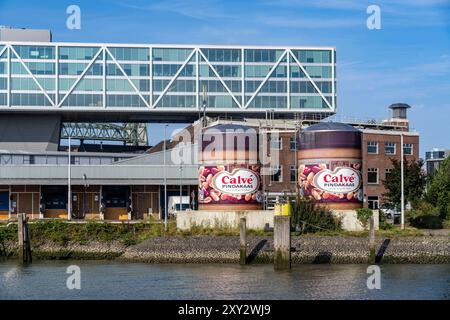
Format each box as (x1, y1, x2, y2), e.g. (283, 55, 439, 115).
(281, 202, 292, 216)
(274, 203, 282, 216)
(274, 202, 291, 216)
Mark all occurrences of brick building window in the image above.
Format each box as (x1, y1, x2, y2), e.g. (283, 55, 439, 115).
(403, 143, 413, 155)
(270, 166, 283, 182)
(270, 137, 282, 150)
(289, 137, 297, 151)
(385, 168, 393, 180)
(367, 141, 378, 154)
(368, 168, 378, 184)
(290, 165, 297, 182)
(384, 142, 396, 155)
(368, 196, 379, 209)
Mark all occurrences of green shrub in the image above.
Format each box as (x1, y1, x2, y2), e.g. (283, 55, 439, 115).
(407, 202, 443, 229)
(443, 218, 450, 229)
(290, 197, 342, 234)
(409, 215, 443, 229)
(121, 233, 137, 246)
(0, 224, 17, 242)
(425, 157, 450, 220)
(0, 224, 17, 257)
(30, 220, 70, 245)
(356, 208, 373, 227)
(379, 212, 393, 230)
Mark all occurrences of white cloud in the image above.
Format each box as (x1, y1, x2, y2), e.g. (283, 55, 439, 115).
(256, 15, 363, 28)
(116, 0, 234, 21)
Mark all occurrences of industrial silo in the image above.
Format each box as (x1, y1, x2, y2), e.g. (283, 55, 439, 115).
(298, 122, 363, 210)
(198, 124, 263, 210)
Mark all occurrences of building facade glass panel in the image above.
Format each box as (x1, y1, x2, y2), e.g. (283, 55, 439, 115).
(201, 49, 241, 62)
(59, 63, 102, 76)
(59, 47, 100, 60)
(11, 93, 54, 106)
(61, 94, 102, 107)
(1, 43, 336, 113)
(108, 47, 149, 61)
(245, 49, 284, 62)
(11, 77, 55, 91)
(153, 48, 192, 62)
(292, 50, 332, 63)
(13, 45, 54, 59)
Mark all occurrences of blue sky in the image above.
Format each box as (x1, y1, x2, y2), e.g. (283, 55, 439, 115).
(0, 0, 449, 156)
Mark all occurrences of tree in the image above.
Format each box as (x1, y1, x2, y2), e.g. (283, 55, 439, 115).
(382, 158, 427, 208)
(425, 157, 450, 219)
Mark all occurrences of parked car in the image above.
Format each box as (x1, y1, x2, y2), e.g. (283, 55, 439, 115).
(167, 196, 190, 218)
(380, 207, 401, 224)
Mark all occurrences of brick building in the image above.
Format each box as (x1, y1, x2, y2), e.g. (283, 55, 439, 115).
(361, 129, 419, 209)
(225, 103, 420, 209)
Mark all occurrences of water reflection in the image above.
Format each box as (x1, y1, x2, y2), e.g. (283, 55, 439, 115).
(0, 260, 448, 300)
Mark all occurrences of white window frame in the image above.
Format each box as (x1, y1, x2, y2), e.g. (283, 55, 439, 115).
(367, 141, 378, 154)
(385, 168, 393, 180)
(367, 195, 379, 210)
(271, 165, 283, 183)
(403, 143, 413, 155)
(367, 168, 379, 184)
(289, 137, 297, 151)
(289, 165, 297, 183)
(384, 142, 396, 155)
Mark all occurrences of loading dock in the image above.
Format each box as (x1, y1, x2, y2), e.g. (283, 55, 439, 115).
(9, 185, 40, 219)
(0, 188, 8, 220)
(102, 186, 131, 221)
(71, 185, 101, 220)
(41, 185, 68, 219)
(131, 185, 159, 220)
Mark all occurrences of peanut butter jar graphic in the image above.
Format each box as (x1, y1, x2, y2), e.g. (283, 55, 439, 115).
(199, 124, 263, 210)
(297, 122, 363, 210)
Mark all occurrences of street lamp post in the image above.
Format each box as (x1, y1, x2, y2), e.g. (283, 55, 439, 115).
(164, 124, 168, 231)
(179, 164, 183, 214)
(67, 136, 72, 221)
(82, 173, 88, 219)
(400, 133, 405, 230)
(202, 84, 207, 127)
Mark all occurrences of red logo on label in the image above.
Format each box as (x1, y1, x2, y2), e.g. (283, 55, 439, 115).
(313, 167, 361, 194)
(221, 175, 253, 185)
(212, 169, 260, 195)
(323, 173, 356, 183)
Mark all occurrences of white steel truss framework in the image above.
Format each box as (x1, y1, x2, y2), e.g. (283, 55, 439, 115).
(0, 42, 336, 115)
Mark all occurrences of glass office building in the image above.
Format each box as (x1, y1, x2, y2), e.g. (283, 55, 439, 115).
(0, 43, 336, 119)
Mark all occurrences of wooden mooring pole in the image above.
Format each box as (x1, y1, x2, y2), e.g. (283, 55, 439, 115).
(18, 213, 32, 263)
(274, 216, 291, 270)
(239, 217, 246, 265)
(368, 216, 376, 264)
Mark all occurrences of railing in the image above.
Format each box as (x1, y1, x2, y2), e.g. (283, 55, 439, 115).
(0, 164, 199, 183)
(0, 153, 134, 166)
(61, 123, 149, 146)
(321, 114, 409, 129)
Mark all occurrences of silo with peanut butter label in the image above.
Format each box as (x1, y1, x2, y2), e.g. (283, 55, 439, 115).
(198, 124, 263, 210)
(297, 122, 363, 210)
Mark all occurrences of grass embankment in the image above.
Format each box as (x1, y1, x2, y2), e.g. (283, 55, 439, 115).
(0, 219, 432, 249)
(0, 220, 273, 259)
(0, 220, 269, 253)
(0, 220, 175, 247)
(0, 220, 445, 260)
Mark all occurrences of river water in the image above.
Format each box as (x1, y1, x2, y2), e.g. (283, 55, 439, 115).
(0, 260, 448, 300)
